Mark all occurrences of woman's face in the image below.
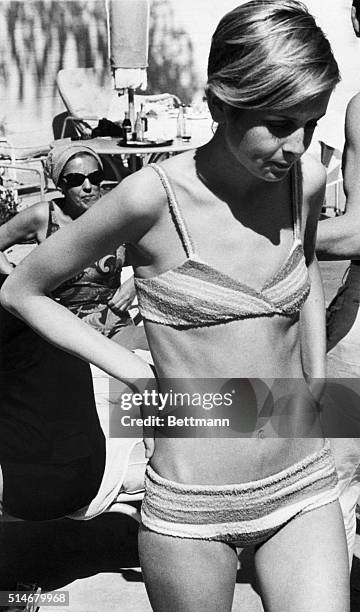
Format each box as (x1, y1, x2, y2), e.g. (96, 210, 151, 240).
(222, 91, 331, 182)
(60, 154, 102, 213)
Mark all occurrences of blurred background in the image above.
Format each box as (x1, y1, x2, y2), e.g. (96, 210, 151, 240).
(0, 0, 360, 147)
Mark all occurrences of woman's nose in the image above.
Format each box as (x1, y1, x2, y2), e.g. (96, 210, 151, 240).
(283, 128, 306, 157)
(82, 177, 92, 191)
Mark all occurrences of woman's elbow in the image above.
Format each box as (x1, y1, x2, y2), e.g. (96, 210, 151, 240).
(0, 273, 26, 316)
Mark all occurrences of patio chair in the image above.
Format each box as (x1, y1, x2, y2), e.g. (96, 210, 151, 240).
(56, 67, 181, 138)
(0, 140, 50, 200)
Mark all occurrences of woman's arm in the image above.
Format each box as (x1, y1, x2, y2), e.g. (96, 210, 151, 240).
(300, 257, 326, 382)
(0, 170, 160, 386)
(0, 251, 14, 274)
(0, 202, 49, 273)
(317, 93, 360, 260)
(300, 156, 327, 387)
(0, 201, 49, 251)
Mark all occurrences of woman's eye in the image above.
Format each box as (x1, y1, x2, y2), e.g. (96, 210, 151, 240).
(266, 121, 293, 135)
(266, 120, 318, 136)
(267, 121, 290, 128)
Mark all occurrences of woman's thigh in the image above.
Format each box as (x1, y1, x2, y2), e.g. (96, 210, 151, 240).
(138, 526, 238, 612)
(254, 501, 350, 612)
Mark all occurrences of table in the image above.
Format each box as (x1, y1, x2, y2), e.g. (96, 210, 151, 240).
(96, 135, 211, 172)
(52, 119, 212, 175)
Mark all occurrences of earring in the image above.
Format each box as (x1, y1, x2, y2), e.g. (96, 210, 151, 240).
(211, 121, 217, 134)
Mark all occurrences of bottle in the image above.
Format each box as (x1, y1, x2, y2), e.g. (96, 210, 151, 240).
(182, 106, 192, 141)
(122, 111, 132, 144)
(134, 111, 144, 142)
(140, 103, 148, 137)
(176, 104, 185, 139)
(128, 88, 136, 131)
(177, 104, 191, 141)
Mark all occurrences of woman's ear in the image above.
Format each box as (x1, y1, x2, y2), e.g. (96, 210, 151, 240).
(206, 91, 226, 124)
(57, 180, 65, 194)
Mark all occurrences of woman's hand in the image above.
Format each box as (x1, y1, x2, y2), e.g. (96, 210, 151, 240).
(0, 251, 15, 274)
(108, 276, 136, 314)
(305, 375, 326, 405)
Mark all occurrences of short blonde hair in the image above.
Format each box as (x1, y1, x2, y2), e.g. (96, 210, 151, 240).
(206, 0, 340, 111)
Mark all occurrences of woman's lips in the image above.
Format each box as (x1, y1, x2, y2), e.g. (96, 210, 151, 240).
(81, 195, 96, 203)
(270, 161, 292, 170)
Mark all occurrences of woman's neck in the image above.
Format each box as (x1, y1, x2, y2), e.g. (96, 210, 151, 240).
(60, 198, 82, 220)
(195, 130, 282, 208)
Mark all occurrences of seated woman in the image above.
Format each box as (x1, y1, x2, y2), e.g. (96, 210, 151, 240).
(0, 270, 147, 522)
(0, 142, 146, 349)
(0, 271, 106, 520)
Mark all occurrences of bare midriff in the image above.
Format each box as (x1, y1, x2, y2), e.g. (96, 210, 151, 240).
(145, 315, 324, 485)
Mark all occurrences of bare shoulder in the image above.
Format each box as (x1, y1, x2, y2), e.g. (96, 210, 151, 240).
(301, 152, 326, 201)
(299, 154, 325, 218)
(27, 199, 50, 218)
(109, 163, 168, 222)
(13, 200, 50, 229)
(346, 92, 360, 120)
(82, 155, 193, 247)
(0, 200, 51, 249)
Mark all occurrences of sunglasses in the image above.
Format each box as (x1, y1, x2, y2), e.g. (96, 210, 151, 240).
(61, 170, 104, 188)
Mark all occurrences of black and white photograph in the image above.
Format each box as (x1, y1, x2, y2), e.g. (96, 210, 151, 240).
(0, 1, 360, 610)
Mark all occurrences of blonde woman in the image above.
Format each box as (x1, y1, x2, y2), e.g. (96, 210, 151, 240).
(1, 2, 349, 610)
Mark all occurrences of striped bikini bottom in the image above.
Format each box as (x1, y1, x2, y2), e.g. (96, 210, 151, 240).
(141, 441, 339, 547)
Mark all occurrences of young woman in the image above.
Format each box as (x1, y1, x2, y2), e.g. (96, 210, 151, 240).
(1, 2, 350, 610)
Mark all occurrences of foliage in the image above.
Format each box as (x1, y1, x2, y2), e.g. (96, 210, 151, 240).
(146, 0, 199, 103)
(0, 0, 198, 104)
(0, 183, 20, 225)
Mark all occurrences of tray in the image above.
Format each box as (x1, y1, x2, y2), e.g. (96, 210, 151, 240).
(120, 138, 174, 148)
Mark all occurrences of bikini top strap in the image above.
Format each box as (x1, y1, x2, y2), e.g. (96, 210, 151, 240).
(46, 201, 60, 238)
(148, 163, 195, 257)
(290, 161, 303, 241)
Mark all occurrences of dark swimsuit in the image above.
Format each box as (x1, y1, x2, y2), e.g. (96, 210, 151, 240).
(0, 274, 106, 520)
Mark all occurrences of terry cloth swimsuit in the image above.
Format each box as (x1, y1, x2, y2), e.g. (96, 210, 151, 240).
(134, 164, 311, 326)
(46, 201, 131, 337)
(137, 163, 338, 546)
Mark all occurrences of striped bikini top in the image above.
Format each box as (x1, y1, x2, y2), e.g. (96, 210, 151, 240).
(134, 163, 311, 328)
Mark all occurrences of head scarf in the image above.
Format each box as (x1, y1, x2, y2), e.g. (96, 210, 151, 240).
(45, 142, 103, 187)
